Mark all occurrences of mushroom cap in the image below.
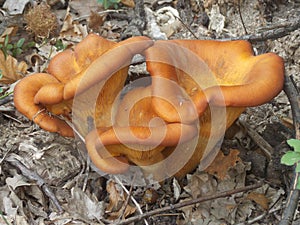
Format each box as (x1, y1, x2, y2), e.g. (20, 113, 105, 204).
(145, 39, 284, 122)
(14, 73, 73, 136)
(14, 34, 154, 137)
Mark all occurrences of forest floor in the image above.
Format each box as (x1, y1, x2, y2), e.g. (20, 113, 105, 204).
(0, 0, 299, 224)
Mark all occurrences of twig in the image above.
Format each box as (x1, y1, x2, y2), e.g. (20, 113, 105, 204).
(114, 176, 149, 225)
(222, 19, 300, 42)
(236, 206, 282, 225)
(237, 0, 248, 34)
(239, 120, 273, 160)
(73, 9, 124, 21)
(5, 156, 64, 214)
(279, 75, 300, 225)
(175, 15, 198, 39)
(117, 182, 263, 225)
(118, 173, 136, 221)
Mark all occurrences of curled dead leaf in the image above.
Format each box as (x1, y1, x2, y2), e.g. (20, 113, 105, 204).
(106, 180, 136, 220)
(0, 51, 27, 84)
(205, 149, 241, 180)
(0, 27, 18, 44)
(60, 7, 88, 42)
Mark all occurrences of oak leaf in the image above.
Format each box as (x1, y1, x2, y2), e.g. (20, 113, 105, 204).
(0, 51, 27, 84)
(205, 149, 241, 180)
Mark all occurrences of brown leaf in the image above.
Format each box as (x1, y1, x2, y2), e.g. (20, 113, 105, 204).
(121, 0, 135, 7)
(247, 192, 269, 210)
(205, 149, 241, 180)
(59, 7, 88, 42)
(0, 27, 18, 44)
(88, 11, 105, 32)
(106, 180, 136, 220)
(0, 51, 27, 84)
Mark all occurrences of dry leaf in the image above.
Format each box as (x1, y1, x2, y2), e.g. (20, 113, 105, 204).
(67, 187, 104, 221)
(0, 51, 27, 84)
(184, 173, 217, 199)
(3, 197, 17, 218)
(3, 0, 30, 15)
(106, 180, 136, 220)
(205, 149, 241, 180)
(88, 11, 105, 32)
(121, 0, 135, 7)
(69, 0, 100, 18)
(173, 178, 181, 201)
(247, 192, 269, 210)
(5, 174, 32, 190)
(0, 27, 18, 44)
(60, 7, 88, 42)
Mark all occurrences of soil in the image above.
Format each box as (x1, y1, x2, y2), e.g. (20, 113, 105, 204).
(0, 0, 299, 224)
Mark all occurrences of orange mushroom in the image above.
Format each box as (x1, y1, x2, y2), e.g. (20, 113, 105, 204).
(84, 86, 199, 176)
(85, 39, 284, 180)
(14, 34, 284, 180)
(14, 34, 153, 137)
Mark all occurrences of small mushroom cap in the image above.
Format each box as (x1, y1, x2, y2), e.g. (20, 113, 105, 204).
(145, 39, 284, 121)
(85, 129, 130, 174)
(14, 73, 73, 137)
(64, 36, 154, 99)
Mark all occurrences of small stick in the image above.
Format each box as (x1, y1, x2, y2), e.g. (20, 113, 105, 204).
(117, 182, 263, 225)
(175, 15, 198, 39)
(73, 9, 124, 21)
(279, 75, 300, 225)
(237, 0, 248, 34)
(239, 120, 273, 160)
(5, 156, 64, 214)
(114, 176, 149, 225)
(118, 173, 137, 221)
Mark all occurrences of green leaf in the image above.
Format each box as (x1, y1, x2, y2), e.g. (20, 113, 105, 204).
(281, 151, 300, 166)
(287, 139, 300, 152)
(6, 44, 13, 50)
(97, 0, 120, 9)
(25, 41, 36, 49)
(13, 48, 23, 57)
(16, 38, 25, 48)
(54, 39, 66, 51)
(0, 87, 2, 94)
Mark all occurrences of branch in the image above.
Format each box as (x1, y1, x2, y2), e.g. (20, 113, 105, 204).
(279, 75, 300, 225)
(117, 182, 263, 225)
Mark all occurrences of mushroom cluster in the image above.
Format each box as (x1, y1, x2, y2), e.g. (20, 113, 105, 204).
(14, 34, 284, 180)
